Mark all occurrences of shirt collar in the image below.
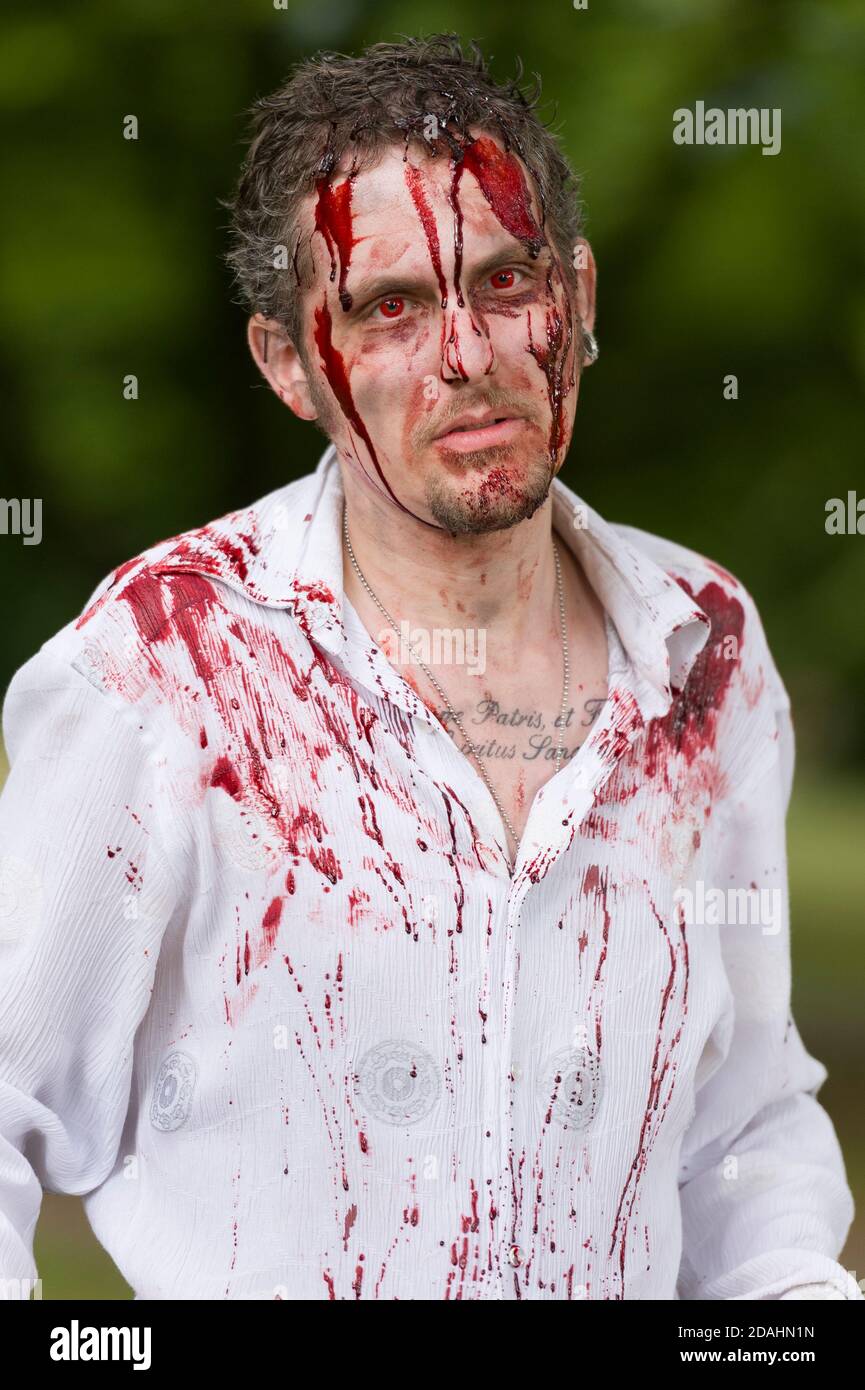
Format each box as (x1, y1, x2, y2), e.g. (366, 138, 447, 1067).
(150, 443, 711, 723)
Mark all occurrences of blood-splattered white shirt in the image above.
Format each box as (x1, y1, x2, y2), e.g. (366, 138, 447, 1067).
(0, 445, 859, 1300)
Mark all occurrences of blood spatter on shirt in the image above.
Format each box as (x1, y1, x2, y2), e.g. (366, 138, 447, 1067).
(308, 844, 342, 885)
(261, 896, 283, 957)
(608, 885, 690, 1293)
(75, 555, 144, 630)
(582, 862, 603, 898)
(347, 886, 370, 928)
(119, 570, 235, 701)
(580, 810, 619, 842)
(444, 1177, 482, 1298)
(210, 755, 243, 800)
(644, 578, 745, 780)
(594, 689, 645, 778)
(151, 525, 264, 602)
(208, 535, 249, 582)
(440, 789, 466, 937)
(99, 563, 387, 905)
(581, 863, 612, 1050)
(342, 1202, 358, 1252)
(358, 793, 384, 846)
(292, 579, 337, 607)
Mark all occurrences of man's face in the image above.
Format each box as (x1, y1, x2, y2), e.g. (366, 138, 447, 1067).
(293, 131, 592, 533)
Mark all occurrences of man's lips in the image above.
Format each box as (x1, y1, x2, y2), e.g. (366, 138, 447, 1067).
(433, 415, 529, 453)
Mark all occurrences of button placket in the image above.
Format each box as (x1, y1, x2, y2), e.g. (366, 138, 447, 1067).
(491, 871, 533, 1295)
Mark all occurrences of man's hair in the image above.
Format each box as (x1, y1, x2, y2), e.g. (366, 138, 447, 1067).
(222, 32, 584, 347)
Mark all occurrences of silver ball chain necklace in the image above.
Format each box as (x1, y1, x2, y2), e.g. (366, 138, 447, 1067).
(343, 508, 570, 865)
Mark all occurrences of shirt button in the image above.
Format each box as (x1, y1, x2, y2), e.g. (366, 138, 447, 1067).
(508, 1244, 523, 1267)
(509, 1064, 523, 1081)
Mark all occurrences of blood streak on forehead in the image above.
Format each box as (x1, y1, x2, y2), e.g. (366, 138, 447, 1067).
(459, 136, 546, 258)
(314, 173, 357, 312)
(400, 136, 548, 313)
(403, 161, 448, 308)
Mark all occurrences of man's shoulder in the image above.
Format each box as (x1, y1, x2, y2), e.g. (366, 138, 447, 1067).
(78, 468, 323, 624)
(609, 518, 745, 597)
(31, 468, 328, 703)
(608, 518, 787, 711)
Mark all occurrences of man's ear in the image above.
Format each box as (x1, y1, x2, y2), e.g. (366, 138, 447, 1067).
(247, 313, 319, 421)
(571, 237, 597, 335)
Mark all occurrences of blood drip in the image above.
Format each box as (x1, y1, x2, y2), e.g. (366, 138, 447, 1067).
(404, 161, 448, 308)
(459, 136, 546, 258)
(526, 270, 575, 464)
(313, 297, 413, 514)
(314, 174, 357, 311)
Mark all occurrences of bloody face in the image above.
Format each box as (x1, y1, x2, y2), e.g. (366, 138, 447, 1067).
(295, 130, 585, 533)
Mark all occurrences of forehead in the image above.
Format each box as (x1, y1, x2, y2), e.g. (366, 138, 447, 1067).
(299, 131, 545, 277)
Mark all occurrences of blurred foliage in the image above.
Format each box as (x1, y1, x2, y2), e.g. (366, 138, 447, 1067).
(0, 0, 863, 766)
(1, 0, 863, 1296)
(1, 0, 865, 767)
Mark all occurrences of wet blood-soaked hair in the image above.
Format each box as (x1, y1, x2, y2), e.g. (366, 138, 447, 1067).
(222, 33, 584, 346)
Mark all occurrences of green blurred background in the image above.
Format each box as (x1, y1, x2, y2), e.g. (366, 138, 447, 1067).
(1, 0, 863, 1298)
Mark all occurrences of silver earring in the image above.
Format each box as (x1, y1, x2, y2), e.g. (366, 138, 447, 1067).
(582, 329, 599, 364)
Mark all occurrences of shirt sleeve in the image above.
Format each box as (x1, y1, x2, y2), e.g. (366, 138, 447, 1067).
(675, 640, 861, 1301)
(0, 639, 179, 1297)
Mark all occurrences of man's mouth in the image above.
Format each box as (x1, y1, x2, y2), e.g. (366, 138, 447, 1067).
(433, 413, 528, 453)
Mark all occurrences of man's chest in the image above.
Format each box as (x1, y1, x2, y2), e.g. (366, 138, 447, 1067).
(190, 627, 726, 1024)
(148, 615, 737, 1296)
(377, 632, 611, 847)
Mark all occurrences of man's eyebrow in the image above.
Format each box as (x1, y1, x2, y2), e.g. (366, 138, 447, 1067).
(348, 244, 551, 310)
(463, 245, 551, 284)
(348, 268, 437, 309)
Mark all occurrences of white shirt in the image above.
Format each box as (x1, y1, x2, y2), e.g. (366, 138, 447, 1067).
(0, 445, 859, 1301)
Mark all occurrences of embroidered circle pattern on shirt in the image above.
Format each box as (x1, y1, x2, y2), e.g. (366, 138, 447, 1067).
(543, 1046, 603, 1132)
(0, 854, 43, 945)
(150, 1051, 198, 1132)
(355, 1040, 441, 1125)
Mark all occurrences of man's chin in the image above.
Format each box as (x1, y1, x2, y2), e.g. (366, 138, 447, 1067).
(424, 447, 555, 535)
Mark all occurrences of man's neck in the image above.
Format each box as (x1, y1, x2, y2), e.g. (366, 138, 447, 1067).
(341, 478, 564, 657)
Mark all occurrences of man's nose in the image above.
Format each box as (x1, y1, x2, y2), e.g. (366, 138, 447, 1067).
(440, 305, 497, 382)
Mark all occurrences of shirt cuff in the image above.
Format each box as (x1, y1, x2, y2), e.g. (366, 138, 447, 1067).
(778, 1274, 862, 1300)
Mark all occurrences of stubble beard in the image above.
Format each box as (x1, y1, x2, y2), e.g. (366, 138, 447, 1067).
(303, 360, 557, 535)
(423, 444, 556, 535)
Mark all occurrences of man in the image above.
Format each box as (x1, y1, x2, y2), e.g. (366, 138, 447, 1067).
(0, 35, 858, 1300)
